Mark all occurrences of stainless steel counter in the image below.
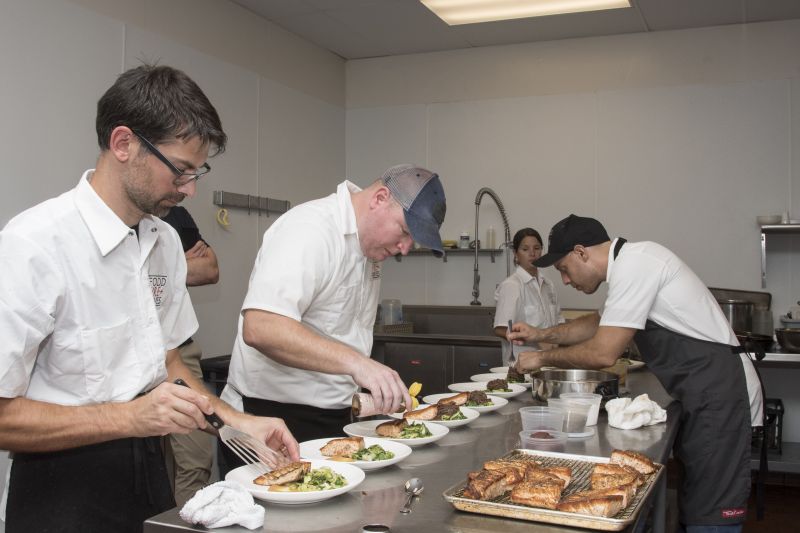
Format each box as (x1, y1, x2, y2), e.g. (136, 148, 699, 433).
(144, 371, 679, 533)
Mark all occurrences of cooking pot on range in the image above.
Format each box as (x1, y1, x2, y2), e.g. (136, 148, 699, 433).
(717, 299, 754, 334)
(531, 369, 619, 403)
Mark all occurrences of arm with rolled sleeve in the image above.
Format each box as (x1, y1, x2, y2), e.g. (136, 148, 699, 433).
(493, 278, 522, 339)
(241, 218, 410, 414)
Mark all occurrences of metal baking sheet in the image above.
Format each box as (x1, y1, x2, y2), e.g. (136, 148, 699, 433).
(442, 449, 664, 531)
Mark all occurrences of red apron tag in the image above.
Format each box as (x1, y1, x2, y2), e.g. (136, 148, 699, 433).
(721, 508, 746, 519)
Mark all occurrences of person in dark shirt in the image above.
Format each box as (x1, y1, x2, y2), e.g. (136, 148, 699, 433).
(161, 206, 218, 506)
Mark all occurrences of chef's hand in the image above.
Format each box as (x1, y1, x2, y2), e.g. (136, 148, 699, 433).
(184, 240, 209, 259)
(351, 358, 412, 415)
(514, 350, 546, 373)
(507, 322, 544, 345)
(128, 381, 213, 437)
(234, 413, 300, 462)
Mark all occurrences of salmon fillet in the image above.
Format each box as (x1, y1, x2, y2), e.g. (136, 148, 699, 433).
(510, 480, 563, 509)
(438, 392, 468, 406)
(463, 469, 513, 500)
(404, 405, 438, 420)
(319, 436, 364, 457)
(611, 449, 656, 475)
(253, 461, 310, 486)
(557, 495, 625, 517)
(376, 418, 407, 437)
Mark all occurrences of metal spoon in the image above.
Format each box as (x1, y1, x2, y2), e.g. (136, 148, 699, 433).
(399, 478, 424, 514)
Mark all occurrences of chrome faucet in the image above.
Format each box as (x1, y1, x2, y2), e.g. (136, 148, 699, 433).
(471, 187, 511, 305)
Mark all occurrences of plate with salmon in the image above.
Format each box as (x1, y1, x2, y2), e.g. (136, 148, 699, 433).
(298, 436, 412, 471)
(421, 392, 509, 414)
(226, 459, 365, 504)
(387, 404, 480, 428)
(343, 419, 449, 447)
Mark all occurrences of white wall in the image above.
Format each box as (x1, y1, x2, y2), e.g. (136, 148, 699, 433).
(346, 20, 800, 321)
(0, 0, 346, 516)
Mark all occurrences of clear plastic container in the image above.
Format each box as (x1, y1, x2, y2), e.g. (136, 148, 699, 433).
(519, 406, 564, 432)
(519, 429, 567, 452)
(547, 398, 591, 434)
(559, 392, 602, 426)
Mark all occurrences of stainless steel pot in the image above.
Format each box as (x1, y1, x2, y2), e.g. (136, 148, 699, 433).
(531, 369, 619, 403)
(717, 299, 754, 334)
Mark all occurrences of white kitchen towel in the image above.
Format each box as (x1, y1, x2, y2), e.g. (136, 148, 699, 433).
(606, 394, 667, 430)
(179, 480, 264, 530)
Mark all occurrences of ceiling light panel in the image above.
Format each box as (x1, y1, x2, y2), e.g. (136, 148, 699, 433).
(421, 0, 632, 25)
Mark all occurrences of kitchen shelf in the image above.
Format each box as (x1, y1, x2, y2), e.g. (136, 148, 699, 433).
(395, 247, 504, 263)
(760, 224, 800, 288)
(751, 442, 800, 474)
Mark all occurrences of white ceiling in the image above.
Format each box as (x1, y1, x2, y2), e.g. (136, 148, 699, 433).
(231, 0, 800, 60)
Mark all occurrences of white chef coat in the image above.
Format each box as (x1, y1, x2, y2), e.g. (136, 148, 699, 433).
(494, 265, 564, 364)
(600, 238, 762, 425)
(222, 181, 381, 410)
(0, 170, 198, 405)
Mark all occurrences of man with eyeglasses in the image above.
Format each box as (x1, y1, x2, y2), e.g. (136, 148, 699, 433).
(0, 64, 298, 533)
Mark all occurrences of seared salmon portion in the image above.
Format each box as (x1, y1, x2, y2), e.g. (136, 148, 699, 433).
(404, 405, 438, 420)
(320, 436, 364, 457)
(438, 392, 468, 406)
(376, 418, 407, 437)
(253, 461, 311, 486)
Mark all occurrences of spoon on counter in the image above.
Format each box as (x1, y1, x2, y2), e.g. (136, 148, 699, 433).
(399, 478, 424, 514)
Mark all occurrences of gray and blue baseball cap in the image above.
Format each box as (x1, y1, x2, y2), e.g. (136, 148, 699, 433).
(381, 164, 447, 257)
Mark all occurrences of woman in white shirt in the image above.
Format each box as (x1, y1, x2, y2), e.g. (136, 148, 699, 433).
(494, 228, 564, 365)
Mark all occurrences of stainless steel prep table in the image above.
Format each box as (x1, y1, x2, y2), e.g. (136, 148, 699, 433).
(144, 370, 679, 533)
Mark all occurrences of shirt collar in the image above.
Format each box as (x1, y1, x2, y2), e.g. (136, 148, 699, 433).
(337, 180, 361, 236)
(74, 170, 158, 257)
(605, 237, 622, 282)
(515, 264, 535, 284)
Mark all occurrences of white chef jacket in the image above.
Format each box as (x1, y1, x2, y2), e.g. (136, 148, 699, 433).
(0, 170, 198, 405)
(222, 181, 381, 410)
(600, 238, 763, 425)
(494, 265, 564, 364)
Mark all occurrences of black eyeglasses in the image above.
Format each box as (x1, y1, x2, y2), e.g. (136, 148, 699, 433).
(132, 130, 211, 185)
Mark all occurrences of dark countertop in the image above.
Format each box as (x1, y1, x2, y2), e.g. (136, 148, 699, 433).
(144, 370, 679, 533)
(374, 333, 501, 347)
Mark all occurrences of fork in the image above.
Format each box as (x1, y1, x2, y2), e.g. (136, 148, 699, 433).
(507, 320, 517, 367)
(174, 379, 289, 476)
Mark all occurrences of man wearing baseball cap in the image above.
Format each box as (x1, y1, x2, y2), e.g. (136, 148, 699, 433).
(220, 165, 446, 462)
(509, 214, 763, 532)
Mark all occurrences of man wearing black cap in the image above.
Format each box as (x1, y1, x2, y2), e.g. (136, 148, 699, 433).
(509, 214, 762, 533)
(220, 165, 446, 456)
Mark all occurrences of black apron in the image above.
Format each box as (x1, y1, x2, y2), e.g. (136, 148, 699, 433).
(5, 436, 174, 533)
(614, 238, 755, 525)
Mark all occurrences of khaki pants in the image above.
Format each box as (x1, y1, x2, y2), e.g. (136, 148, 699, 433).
(163, 340, 214, 507)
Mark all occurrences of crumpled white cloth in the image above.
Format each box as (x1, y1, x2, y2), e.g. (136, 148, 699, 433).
(606, 393, 667, 430)
(179, 481, 264, 530)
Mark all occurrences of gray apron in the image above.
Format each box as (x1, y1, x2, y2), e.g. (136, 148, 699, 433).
(616, 238, 753, 525)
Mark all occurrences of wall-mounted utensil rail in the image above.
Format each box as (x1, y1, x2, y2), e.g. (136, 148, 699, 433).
(213, 190, 290, 216)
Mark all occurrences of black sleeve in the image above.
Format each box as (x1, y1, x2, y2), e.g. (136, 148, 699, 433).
(161, 206, 205, 252)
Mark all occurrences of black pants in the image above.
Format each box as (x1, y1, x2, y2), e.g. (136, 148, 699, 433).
(218, 397, 351, 477)
(6, 437, 175, 533)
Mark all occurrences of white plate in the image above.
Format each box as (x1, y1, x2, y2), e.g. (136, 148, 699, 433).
(388, 405, 480, 428)
(342, 420, 449, 447)
(447, 381, 527, 399)
(226, 460, 365, 505)
(298, 437, 411, 471)
(421, 393, 509, 414)
(470, 372, 531, 388)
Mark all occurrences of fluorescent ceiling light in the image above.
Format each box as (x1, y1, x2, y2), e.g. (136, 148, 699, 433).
(421, 0, 631, 25)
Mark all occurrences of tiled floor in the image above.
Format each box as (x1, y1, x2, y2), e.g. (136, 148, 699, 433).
(744, 484, 800, 532)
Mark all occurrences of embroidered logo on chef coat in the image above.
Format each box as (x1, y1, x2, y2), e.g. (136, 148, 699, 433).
(149, 275, 168, 307)
(370, 260, 381, 280)
(721, 508, 745, 518)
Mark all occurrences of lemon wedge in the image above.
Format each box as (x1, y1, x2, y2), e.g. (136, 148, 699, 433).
(408, 382, 422, 398)
(411, 397, 420, 410)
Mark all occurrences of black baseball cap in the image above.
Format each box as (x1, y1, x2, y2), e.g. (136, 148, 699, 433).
(533, 214, 610, 267)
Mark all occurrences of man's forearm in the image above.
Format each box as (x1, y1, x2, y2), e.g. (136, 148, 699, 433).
(242, 310, 362, 377)
(0, 397, 135, 453)
(538, 312, 600, 345)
